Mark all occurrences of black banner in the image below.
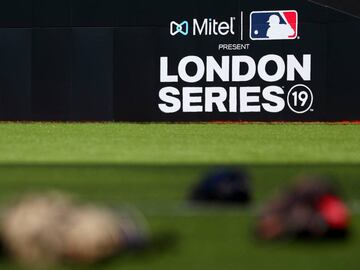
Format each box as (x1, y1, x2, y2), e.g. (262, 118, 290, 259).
(0, 0, 359, 121)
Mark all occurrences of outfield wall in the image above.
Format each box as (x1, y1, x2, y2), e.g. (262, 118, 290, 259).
(0, 0, 359, 121)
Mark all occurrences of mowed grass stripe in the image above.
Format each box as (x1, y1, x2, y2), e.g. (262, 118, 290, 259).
(0, 123, 359, 164)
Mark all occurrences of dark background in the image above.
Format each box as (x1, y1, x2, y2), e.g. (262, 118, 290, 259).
(0, 0, 358, 121)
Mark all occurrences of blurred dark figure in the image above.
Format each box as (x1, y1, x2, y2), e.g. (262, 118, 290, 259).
(191, 168, 251, 204)
(256, 176, 350, 240)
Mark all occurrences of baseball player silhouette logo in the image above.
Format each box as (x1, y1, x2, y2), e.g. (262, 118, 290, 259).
(250, 11, 298, 40)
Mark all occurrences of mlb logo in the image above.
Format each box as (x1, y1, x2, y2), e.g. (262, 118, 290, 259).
(250, 10, 298, 40)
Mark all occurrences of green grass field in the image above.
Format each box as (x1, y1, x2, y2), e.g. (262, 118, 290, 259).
(0, 123, 359, 270)
(1, 123, 360, 164)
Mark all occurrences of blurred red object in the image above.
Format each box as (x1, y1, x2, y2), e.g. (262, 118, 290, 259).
(317, 195, 350, 230)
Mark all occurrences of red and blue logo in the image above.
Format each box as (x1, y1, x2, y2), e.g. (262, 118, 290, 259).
(250, 10, 298, 40)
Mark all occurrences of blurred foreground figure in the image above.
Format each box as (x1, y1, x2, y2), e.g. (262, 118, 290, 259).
(0, 193, 149, 265)
(256, 176, 351, 240)
(191, 168, 251, 204)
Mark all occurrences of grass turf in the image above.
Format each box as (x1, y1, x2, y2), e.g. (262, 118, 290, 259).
(0, 165, 358, 270)
(0, 123, 359, 269)
(0, 123, 359, 164)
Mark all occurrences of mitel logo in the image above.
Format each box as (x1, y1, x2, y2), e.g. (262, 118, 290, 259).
(170, 21, 189, 36)
(170, 17, 236, 36)
(250, 10, 298, 40)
